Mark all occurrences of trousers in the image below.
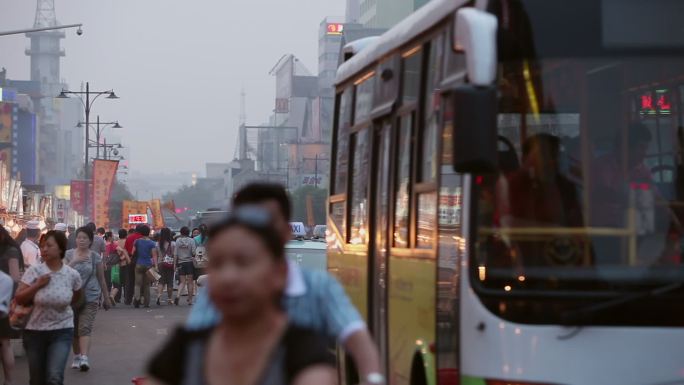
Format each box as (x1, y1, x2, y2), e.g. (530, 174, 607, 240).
(23, 328, 73, 385)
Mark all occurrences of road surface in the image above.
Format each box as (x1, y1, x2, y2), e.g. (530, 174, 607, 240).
(12, 302, 191, 385)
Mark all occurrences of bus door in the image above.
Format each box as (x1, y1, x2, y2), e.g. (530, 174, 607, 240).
(369, 117, 393, 378)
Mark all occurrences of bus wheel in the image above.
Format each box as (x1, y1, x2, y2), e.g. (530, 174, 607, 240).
(410, 353, 428, 385)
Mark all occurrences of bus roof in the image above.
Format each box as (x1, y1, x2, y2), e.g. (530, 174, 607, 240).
(335, 0, 469, 85)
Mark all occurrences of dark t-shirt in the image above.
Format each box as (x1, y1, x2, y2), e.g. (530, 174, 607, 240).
(0, 245, 22, 275)
(148, 325, 335, 385)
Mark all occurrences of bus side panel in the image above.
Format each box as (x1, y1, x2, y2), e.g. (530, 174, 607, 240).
(328, 248, 369, 321)
(388, 255, 436, 385)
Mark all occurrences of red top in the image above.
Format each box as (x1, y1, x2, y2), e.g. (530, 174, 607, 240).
(124, 232, 143, 255)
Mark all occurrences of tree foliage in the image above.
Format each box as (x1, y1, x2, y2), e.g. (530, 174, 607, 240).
(108, 179, 135, 229)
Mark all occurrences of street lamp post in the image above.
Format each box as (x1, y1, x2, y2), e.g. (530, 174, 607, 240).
(78, 116, 122, 159)
(57, 82, 118, 221)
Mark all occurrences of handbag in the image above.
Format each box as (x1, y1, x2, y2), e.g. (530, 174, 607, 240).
(161, 244, 174, 269)
(9, 299, 33, 330)
(73, 255, 96, 311)
(147, 267, 161, 282)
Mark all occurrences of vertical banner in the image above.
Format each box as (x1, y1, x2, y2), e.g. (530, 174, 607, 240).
(70, 180, 86, 214)
(91, 159, 119, 228)
(149, 199, 165, 229)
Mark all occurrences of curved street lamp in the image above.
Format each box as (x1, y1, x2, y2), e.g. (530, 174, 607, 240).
(56, 82, 119, 221)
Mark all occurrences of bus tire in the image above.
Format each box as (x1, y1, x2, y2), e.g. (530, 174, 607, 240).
(410, 353, 428, 385)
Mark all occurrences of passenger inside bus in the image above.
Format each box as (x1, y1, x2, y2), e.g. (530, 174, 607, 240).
(494, 133, 585, 267)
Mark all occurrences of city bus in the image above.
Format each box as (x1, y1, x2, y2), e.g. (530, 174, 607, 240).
(327, 0, 684, 384)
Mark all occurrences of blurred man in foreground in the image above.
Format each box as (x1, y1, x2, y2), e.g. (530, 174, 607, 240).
(187, 183, 384, 385)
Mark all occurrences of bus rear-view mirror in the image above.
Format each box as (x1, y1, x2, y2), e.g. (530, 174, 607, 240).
(454, 7, 498, 86)
(451, 85, 498, 173)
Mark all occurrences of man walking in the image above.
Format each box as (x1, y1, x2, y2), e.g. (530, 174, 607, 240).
(19, 221, 41, 268)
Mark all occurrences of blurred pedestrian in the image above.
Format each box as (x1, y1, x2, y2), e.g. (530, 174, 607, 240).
(0, 225, 22, 385)
(191, 228, 200, 238)
(123, 225, 144, 305)
(156, 228, 175, 306)
(65, 227, 111, 372)
(53, 223, 67, 235)
(88, 225, 106, 258)
(14, 230, 82, 385)
(131, 225, 158, 308)
(148, 212, 336, 385)
(192, 224, 209, 298)
(187, 183, 382, 384)
(116, 229, 132, 304)
(103, 232, 127, 306)
(20, 221, 42, 268)
(66, 225, 77, 250)
(173, 227, 196, 306)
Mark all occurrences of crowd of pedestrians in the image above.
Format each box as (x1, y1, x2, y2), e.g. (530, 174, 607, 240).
(0, 182, 385, 385)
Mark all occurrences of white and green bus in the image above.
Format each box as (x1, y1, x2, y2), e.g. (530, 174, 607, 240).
(327, 0, 684, 384)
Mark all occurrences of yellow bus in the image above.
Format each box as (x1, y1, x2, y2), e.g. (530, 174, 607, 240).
(328, 0, 684, 384)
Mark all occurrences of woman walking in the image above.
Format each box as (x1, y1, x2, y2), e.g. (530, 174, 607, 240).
(0, 225, 22, 385)
(104, 232, 128, 305)
(131, 225, 158, 308)
(173, 227, 195, 306)
(65, 227, 111, 372)
(116, 229, 131, 304)
(192, 224, 209, 300)
(156, 228, 175, 306)
(15, 231, 82, 385)
(147, 212, 336, 385)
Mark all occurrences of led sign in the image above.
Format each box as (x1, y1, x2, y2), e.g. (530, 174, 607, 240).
(327, 23, 344, 35)
(129, 214, 148, 224)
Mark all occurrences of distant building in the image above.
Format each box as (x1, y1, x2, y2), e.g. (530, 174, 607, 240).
(205, 163, 230, 179)
(359, 0, 429, 28)
(346, 0, 361, 23)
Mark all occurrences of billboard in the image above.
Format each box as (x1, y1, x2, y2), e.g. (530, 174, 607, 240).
(92, 160, 119, 227)
(122, 200, 150, 229)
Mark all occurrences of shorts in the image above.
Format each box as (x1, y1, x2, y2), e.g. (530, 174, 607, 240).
(0, 316, 20, 339)
(74, 301, 99, 337)
(159, 265, 175, 286)
(177, 262, 194, 276)
(193, 267, 206, 281)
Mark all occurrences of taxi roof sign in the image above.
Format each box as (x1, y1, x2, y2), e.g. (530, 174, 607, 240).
(289, 222, 306, 237)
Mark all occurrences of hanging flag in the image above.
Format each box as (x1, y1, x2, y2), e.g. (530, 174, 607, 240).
(91, 159, 119, 227)
(70, 180, 94, 215)
(149, 199, 165, 229)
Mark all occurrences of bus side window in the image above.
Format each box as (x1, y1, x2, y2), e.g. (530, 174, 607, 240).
(349, 128, 371, 245)
(394, 115, 413, 248)
(421, 34, 445, 183)
(330, 87, 354, 239)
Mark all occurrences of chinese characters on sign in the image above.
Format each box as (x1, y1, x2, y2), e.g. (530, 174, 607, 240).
(92, 159, 119, 228)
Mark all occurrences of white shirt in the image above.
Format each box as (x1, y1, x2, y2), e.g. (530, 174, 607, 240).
(0, 271, 12, 317)
(21, 263, 82, 331)
(21, 239, 41, 268)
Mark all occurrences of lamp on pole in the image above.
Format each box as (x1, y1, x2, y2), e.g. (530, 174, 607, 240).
(77, 116, 122, 159)
(57, 82, 119, 220)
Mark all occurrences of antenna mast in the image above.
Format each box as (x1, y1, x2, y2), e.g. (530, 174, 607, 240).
(34, 0, 58, 28)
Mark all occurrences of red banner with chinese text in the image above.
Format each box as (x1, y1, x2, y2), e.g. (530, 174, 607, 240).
(91, 160, 119, 228)
(70, 180, 93, 214)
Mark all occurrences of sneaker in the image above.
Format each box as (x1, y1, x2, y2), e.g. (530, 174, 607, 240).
(134, 299, 140, 308)
(80, 355, 90, 372)
(71, 355, 81, 369)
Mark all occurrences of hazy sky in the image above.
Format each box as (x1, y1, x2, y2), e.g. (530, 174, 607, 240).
(0, 0, 344, 174)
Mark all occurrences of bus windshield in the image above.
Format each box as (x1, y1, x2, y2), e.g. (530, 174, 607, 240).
(473, 54, 684, 326)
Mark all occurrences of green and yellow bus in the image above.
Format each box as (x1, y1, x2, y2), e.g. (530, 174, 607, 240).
(328, 0, 684, 384)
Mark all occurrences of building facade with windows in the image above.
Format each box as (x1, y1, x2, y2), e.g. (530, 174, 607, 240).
(359, 0, 430, 28)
